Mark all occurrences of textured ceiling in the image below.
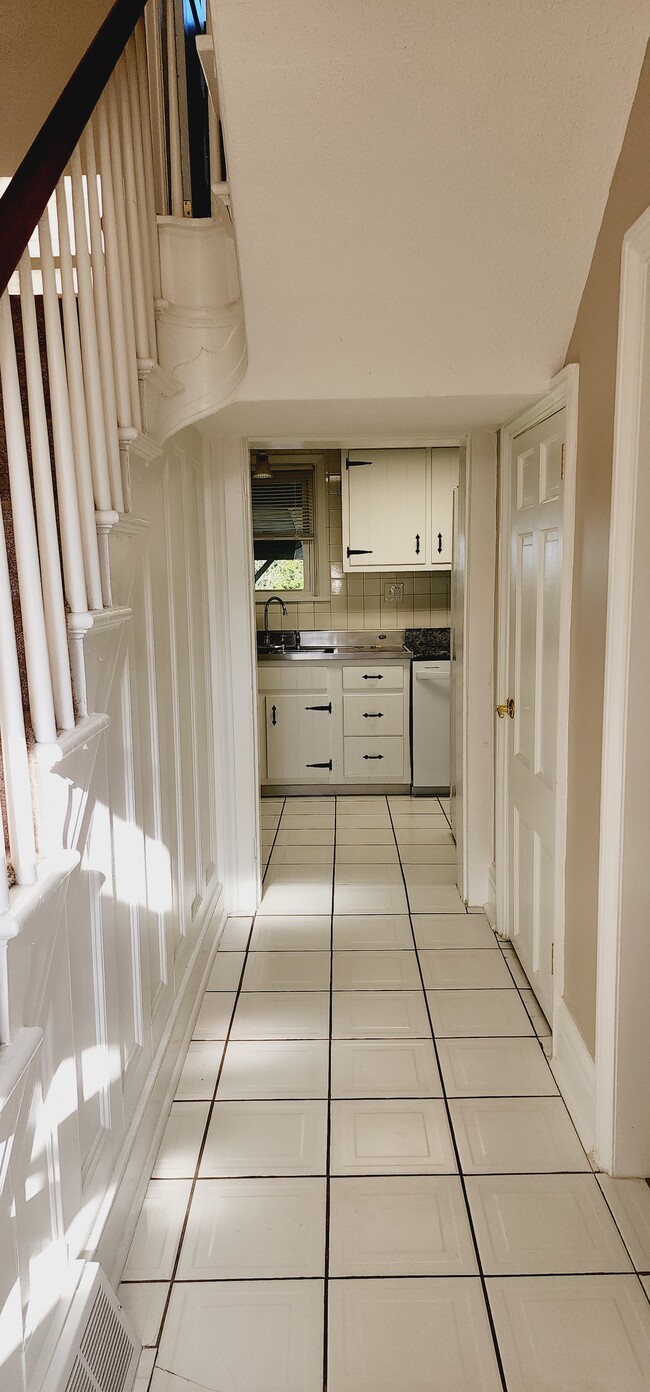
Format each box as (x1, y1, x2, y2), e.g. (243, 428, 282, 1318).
(211, 0, 650, 426)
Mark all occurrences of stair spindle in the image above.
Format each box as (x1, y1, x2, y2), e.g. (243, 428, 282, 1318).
(135, 16, 163, 298)
(81, 125, 126, 513)
(68, 149, 115, 516)
(106, 80, 142, 429)
(116, 56, 152, 364)
(126, 37, 158, 359)
(0, 502, 37, 885)
(93, 100, 140, 434)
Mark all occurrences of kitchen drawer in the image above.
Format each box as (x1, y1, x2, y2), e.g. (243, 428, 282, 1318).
(343, 692, 404, 737)
(343, 736, 408, 780)
(257, 665, 329, 693)
(342, 664, 405, 691)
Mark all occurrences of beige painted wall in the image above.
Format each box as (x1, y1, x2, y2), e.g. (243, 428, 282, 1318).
(0, 0, 114, 175)
(564, 44, 650, 1056)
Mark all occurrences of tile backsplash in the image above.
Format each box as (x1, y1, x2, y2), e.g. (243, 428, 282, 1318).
(255, 465, 451, 632)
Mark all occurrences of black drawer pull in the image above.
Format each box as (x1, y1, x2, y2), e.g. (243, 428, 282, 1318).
(271, 704, 277, 726)
(362, 674, 383, 680)
(306, 760, 333, 770)
(362, 712, 383, 718)
(438, 532, 443, 554)
(305, 703, 332, 713)
(363, 754, 384, 760)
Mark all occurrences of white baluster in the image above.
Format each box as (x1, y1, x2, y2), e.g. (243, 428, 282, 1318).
(106, 81, 143, 428)
(38, 208, 90, 617)
(144, 0, 169, 215)
(0, 506, 37, 885)
(18, 253, 75, 732)
(126, 37, 157, 357)
(0, 293, 57, 745)
(116, 57, 151, 363)
(0, 828, 9, 913)
(94, 100, 140, 432)
(55, 180, 105, 611)
(82, 125, 126, 513)
(135, 16, 163, 298)
(165, 0, 184, 217)
(69, 148, 115, 514)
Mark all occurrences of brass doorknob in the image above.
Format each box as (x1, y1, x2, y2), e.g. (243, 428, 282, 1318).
(496, 698, 515, 719)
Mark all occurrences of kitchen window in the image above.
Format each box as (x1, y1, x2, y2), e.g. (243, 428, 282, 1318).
(251, 453, 332, 599)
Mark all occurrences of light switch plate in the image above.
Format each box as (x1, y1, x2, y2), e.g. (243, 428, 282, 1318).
(384, 583, 404, 603)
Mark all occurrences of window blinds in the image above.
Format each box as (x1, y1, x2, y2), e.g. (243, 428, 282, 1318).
(252, 470, 315, 542)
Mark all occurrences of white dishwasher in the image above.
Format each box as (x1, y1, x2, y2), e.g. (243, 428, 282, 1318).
(411, 658, 451, 792)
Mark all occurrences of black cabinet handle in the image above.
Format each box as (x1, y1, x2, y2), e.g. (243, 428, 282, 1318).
(305, 703, 332, 713)
(271, 704, 277, 726)
(363, 754, 384, 760)
(362, 712, 383, 718)
(347, 547, 374, 557)
(306, 760, 333, 770)
(415, 533, 420, 555)
(362, 674, 383, 680)
(438, 532, 443, 554)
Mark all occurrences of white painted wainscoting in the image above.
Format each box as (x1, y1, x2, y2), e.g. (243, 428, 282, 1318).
(0, 423, 231, 1392)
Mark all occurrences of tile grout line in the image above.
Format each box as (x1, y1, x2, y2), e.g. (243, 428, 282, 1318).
(386, 797, 511, 1392)
(261, 794, 287, 882)
(322, 796, 337, 1391)
(145, 910, 259, 1390)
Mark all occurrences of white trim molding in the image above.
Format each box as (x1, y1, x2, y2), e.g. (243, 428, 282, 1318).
(551, 994, 596, 1159)
(596, 204, 650, 1177)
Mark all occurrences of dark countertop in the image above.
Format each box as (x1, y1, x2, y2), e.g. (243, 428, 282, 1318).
(405, 627, 451, 659)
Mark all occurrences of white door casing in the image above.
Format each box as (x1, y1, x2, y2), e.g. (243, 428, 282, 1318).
(496, 371, 578, 1037)
(596, 204, 650, 1176)
(506, 411, 565, 1018)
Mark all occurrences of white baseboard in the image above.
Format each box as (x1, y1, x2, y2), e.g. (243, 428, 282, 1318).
(484, 862, 497, 932)
(551, 994, 596, 1158)
(95, 878, 226, 1283)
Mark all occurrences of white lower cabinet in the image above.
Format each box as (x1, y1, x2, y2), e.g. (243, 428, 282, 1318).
(259, 659, 410, 787)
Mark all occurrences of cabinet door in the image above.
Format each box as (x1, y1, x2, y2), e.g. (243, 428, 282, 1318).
(430, 448, 457, 566)
(344, 448, 427, 569)
(265, 695, 333, 781)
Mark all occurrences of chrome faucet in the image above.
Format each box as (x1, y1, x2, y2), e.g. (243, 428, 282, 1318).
(263, 594, 288, 644)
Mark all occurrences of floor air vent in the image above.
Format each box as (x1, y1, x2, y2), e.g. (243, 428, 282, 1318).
(44, 1264, 140, 1392)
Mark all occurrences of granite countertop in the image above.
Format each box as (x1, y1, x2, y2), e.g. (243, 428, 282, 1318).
(404, 627, 451, 659)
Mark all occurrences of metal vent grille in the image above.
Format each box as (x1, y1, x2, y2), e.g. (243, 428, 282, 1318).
(63, 1281, 137, 1392)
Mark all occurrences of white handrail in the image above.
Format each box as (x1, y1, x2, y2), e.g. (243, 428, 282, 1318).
(55, 178, 105, 610)
(17, 254, 75, 732)
(0, 293, 57, 745)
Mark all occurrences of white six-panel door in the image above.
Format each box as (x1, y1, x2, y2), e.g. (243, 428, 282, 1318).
(506, 409, 565, 1018)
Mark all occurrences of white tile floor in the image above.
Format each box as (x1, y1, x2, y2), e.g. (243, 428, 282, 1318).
(121, 794, 650, 1392)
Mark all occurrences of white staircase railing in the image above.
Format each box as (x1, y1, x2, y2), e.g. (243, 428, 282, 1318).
(0, 3, 170, 908)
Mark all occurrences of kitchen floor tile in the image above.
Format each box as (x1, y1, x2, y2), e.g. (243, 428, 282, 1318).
(278, 815, 335, 831)
(449, 1097, 590, 1173)
(175, 1041, 226, 1100)
(391, 814, 449, 831)
(395, 827, 456, 845)
(500, 946, 530, 988)
(331, 1039, 442, 1098)
(268, 844, 334, 865)
(330, 1099, 456, 1175)
(404, 862, 458, 886)
(199, 1100, 328, 1176)
(155, 1280, 323, 1392)
(151, 1102, 210, 1179)
(241, 950, 330, 992)
(134, 1349, 156, 1392)
(217, 917, 252, 951)
(333, 950, 421, 991)
(206, 952, 244, 991)
(122, 1179, 192, 1280)
(335, 843, 399, 863)
(333, 914, 413, 950)
(332, 990, 430, 1039)
(597, 1175, 650, 1271)
(388, 797, 443, 813)
(335, 827, 396, 845)
(521, 988, 552, 1036)
(230, 991, 330, 1040)
(329, 1175, 476, 1276)
(413, 913, 498, 949)
(467, 1173, 633, 1274)
(336, 813, 392, 830)
(249, 915, 331, 951)
(399, 843, 457, 863)
(437, 1036, 558, 1097)
(407, 884, 467, 913)
(427, 988, 534, 1037)
(419, 948, 513, 990)
(192, 992, 236, 1040)
(117, 1283, 168, 1347)
(217, 1040, 329, 1100)
(274, 828, 335, 846)
(335, 862, 405, 884)
(177, 1177, 326, 1278)
(487, 1275, 650, 1392)
(327, 1277, 502, 1392)
(260, 871, 333, 914)
(334, 882, 408, 914)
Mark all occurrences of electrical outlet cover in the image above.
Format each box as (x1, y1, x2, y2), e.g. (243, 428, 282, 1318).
(384, 583, 404, 603)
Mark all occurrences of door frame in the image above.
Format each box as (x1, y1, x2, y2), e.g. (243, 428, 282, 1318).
(596, 205, 650, 1176)
(495, 366, 579, 1026)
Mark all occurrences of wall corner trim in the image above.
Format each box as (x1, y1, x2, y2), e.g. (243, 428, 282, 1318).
(551, 994, 596, 1158)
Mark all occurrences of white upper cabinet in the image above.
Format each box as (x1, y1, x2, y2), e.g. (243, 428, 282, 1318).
(342, 446, 458, 571)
